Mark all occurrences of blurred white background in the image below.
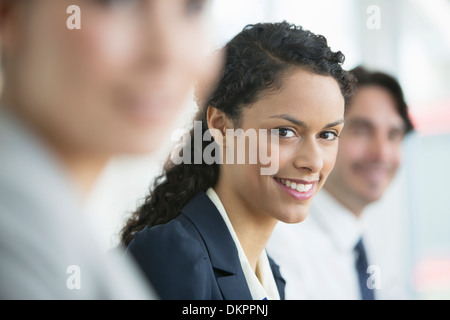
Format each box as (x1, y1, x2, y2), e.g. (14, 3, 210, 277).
(84, 0, 450, 299)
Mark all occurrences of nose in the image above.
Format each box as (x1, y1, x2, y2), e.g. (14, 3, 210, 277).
(368, 132, 391, 162)
(140, 4, 204, 74)
(141, 11, 179, 71)
(293, 138, 323, 174)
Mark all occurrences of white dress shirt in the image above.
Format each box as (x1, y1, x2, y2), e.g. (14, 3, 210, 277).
(267, 189, 409, 300)
(206, 188, 280, 300)
(0, 107, 157, 299)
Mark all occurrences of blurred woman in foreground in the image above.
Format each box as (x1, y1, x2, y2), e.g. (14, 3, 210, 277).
(0, 0, 215, 299)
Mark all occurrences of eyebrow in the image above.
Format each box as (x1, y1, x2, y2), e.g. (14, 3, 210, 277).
(348, 117, 406, 132)
(270, 114, 344, 129)
(347, 118, 373, 128)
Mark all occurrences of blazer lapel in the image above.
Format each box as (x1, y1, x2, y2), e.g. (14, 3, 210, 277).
(268, 256, 286, 300)
(181, 191, 253, 300)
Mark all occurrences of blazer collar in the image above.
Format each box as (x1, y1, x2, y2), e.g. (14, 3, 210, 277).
(180, 191, 252, 300)
(180, 191, 240, 274)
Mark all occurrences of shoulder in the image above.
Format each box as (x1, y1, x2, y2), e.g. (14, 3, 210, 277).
(127, 214, 205, 262)
(0, 195, 102, 299)
(125, 215, 214, 299)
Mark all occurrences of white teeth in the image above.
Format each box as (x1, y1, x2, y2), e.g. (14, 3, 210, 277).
(276, 178, 313, 193)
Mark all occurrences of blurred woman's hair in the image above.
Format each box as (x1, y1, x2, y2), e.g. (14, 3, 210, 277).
(350, 66, 414, 134)
(120, 21, 356, 246)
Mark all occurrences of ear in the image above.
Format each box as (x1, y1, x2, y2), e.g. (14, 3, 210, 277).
(206, 105, 232, 147)
(207, 105, 226, 132)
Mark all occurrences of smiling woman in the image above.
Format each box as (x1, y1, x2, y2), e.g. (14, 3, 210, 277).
(121, 21, 356, 300)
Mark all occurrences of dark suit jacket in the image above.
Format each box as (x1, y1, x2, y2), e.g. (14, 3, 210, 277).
(125, 191, 286, 300)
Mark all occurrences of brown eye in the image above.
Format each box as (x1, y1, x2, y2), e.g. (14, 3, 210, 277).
(277, 128, 296, 138)
(318, 131, 339, 141)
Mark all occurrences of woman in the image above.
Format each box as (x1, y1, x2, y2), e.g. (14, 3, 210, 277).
(121, 22, 356, 300)
(0, 0, 213, 299)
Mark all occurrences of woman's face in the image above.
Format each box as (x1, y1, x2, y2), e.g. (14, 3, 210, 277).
(1, 0, 210, 154)
(225, 68, 345, 224)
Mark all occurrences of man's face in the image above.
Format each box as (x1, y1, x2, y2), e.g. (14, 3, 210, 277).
(325, 85, 406, 210)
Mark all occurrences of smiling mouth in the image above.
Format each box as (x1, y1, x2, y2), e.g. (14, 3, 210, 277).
(353, 163, 393, 185)
(274, 177, 315, 193)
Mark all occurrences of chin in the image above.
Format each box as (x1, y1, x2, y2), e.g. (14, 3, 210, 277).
(112, 130, 170, 155)
(278, 209, 310, 224)
(360, 189, 385, 205)
(121, 142, 163, 155)
(355, 180, 389, 204)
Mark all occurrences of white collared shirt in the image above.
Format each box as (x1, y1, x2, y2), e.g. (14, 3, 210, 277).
(206, 188, 280, 300)
(267, 189, 410, 300)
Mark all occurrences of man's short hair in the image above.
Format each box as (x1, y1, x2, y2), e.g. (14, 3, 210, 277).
(350, 66, 414, 134)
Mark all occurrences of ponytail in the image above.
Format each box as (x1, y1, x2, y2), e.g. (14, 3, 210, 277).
(120, 110, 219, 246)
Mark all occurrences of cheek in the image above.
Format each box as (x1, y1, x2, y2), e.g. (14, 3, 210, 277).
(62, 14, 138, 90)
(390, 147, 403, 171)
(10, 5, 95, 131)
(21, 9, 137, 109)
(82, 24, 136, 74)
(321, 144, 340, 178)
(256, 133, 282, 176)
(336, 138, 366, 167)
(272, 145, 291, 175)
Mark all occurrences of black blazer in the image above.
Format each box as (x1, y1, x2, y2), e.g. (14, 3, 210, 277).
(125, 191, 286, 300)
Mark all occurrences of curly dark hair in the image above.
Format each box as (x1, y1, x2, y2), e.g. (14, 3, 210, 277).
(120, 21, 356, 246)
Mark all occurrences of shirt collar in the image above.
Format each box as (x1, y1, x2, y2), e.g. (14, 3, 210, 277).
(309, 189, 368, 252)
(206, 188, 280, 300)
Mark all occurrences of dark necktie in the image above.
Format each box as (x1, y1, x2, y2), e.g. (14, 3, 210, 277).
(354, 238, 375, 300)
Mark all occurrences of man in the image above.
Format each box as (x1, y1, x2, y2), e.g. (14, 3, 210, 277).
(268, 66, 414, 300)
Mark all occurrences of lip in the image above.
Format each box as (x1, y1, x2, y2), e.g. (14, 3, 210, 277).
(354, 166, 391, 186)
(273, 177, 318, 201)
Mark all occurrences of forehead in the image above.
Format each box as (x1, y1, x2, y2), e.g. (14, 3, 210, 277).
(346, 85, 404, 129)
(241, 68, 345, 126)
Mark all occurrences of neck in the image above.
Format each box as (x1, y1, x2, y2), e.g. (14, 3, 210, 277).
(1, 99, 109, 198)
(57, 150, 109, 198)
(324, 184, 367, 218)
(214, 175, 277, 272)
